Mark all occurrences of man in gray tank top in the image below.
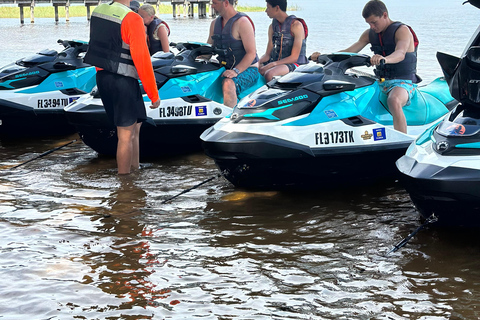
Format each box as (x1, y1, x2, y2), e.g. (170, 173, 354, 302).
(207, 0, 260, 108)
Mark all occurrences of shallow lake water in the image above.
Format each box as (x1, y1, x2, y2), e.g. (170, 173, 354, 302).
(1, 0, 480, 319)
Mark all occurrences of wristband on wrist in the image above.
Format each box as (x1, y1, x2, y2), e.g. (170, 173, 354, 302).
(233, 67, 240, 75)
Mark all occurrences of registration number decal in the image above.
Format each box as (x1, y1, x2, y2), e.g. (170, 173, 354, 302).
(159, 105, 193, 117)
(37, 98, 69, 108)
(315, 131, 354, 145)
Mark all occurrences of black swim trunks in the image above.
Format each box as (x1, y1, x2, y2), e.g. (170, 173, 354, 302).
(96, 70, 147, 127)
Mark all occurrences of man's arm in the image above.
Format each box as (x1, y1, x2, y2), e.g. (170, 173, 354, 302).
(370, 25, 412, 65)
(157, 24, 170, 53)
(206, 20, 215, 45)
(122, 12, 160, 108)
(340, 29, 370, 53)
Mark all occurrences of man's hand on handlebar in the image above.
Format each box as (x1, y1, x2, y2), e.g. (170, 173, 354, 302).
(370, 54, 386, 66)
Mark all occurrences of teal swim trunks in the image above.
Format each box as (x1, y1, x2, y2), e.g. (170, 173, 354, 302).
(379, 79, 417, 105)
(231, 66, 260, 95)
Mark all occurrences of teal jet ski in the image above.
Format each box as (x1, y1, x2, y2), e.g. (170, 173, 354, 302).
(0, 39, 96, 137)
(64, 42, 265, 157)
(201, 53, 456, 189)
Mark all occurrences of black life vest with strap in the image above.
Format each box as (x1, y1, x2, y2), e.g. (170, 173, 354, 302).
(211, 12, 259, 69)
(84, 2, 139, 79)
(369, 21, 420, 82)
(147, 17, 170, 56)
(270, 15, 308, 65)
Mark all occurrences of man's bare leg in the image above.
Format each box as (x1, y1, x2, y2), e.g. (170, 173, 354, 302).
(223, 78, 238, 108)
(130, 122, 142, 171)
(387, 86, 409, 134)
(116, 123, 137, 175)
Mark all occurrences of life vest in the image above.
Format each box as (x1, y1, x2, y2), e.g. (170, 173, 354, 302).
(369, 21, 420, 82)
(211, 12, 259, 69)
(269, 15, 308, 65)
(147, 17, 171, 56)
(84, 2, 139, 79)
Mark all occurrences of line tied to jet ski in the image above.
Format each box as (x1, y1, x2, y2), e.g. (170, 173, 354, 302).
(161, 170, 227, 204)
(8, 139, 78, 170)
(385, 214, 438, 256)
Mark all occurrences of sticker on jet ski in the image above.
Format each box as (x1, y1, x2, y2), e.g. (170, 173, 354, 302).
(159, 105, 193, 117)
(315, 131, 355, 145)
(195, 106, 207, 116)
(373, 128, 386, 141)
(37, 98, 70, 108)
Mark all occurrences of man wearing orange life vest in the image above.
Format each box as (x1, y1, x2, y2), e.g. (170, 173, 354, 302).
(84, 0, 160, 175)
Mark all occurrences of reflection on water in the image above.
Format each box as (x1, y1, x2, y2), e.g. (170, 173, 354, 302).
(1, 138, 480, 319)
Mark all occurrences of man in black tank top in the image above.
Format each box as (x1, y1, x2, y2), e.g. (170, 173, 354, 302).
(340, 0, 419, 134)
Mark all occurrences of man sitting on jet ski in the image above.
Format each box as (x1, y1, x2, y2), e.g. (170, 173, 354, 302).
(207, 0, 261, 108)
(258, 0, 308, 82)
(343, 0, 420, 133)
(311, 0, 420, 134)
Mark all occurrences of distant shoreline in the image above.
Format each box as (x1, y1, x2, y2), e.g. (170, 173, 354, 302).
(0, 4, 266, 19)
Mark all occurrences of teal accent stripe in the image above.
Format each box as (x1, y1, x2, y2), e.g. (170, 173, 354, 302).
(416, 120, 442, 145)
(243, 104, 293, 121)
(456, 142, 480, 149)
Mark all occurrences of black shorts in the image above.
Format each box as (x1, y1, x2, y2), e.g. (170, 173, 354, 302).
(96, 70, 147, 127)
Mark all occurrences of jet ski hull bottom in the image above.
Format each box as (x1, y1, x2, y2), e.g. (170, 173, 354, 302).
(68, 105, 220, 157)
(397, 156, 480, 227)
(0, 104, 76, 137)
(77, 120, 219, 158)
(204, 136, 410, 189)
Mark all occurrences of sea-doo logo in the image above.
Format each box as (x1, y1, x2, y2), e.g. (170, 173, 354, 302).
(15, 71, 40, 78)
(213, 107, 222, 115)
(278, 94, 308, 105)
(436, 141, 450, 152)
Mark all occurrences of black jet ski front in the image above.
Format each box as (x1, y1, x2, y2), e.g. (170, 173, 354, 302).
(0, 39, 96, 137)
(201, 53, 455, 189)
(396, 4, 480, 226)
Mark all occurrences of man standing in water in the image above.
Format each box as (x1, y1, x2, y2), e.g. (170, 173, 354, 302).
(207, 0, 260, 108)
(341, 0, 420, 133)
(84, 0, 160, 174)
(258, 0, 308, 82)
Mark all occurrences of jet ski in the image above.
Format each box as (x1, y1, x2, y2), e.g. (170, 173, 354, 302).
(396, 0, 480, 227)
(0, 39, 96, 137)
(200, 52, 456, 189)
(64, 42, 265, 157)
